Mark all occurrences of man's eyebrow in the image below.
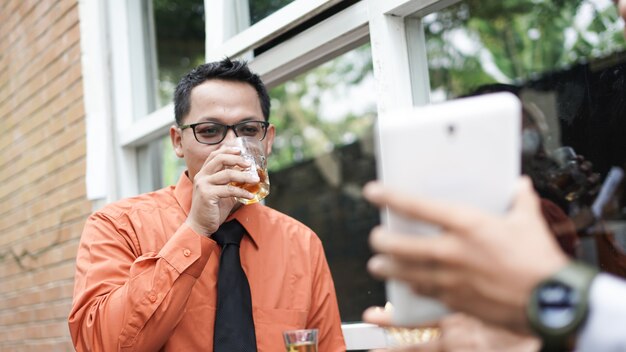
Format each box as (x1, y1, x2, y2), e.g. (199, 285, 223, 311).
(196, 116, 260, 123)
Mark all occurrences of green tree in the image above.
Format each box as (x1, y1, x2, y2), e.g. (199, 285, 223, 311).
(426, 0, 626, 98)
(268, 44, 375, 171)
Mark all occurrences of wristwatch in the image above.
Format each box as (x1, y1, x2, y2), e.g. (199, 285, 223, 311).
(527, 261, 599, 352)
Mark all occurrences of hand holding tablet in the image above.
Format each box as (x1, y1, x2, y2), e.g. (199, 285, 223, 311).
(374, 92, 522, 325)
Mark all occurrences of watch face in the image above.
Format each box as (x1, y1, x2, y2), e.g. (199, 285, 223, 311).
(538, 281, 580, 329)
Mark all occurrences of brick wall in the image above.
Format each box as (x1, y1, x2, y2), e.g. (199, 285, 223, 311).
(0, 1, 89, 350)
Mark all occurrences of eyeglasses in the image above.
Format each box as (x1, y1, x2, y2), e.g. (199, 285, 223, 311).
(179, 120, 270, 145)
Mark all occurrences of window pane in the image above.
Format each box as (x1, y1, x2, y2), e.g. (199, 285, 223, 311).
(161, 134, 187, 187)
(268, 44, 376, 171)
(152, 0, 205, 108)
(424, 0, 626, 102)
(422, 0, 626, 276)
(265, 43, 383, 321)
(139, 135, 186, 192)
(249, 0, 295, 25)
(137, 139, 163, 194)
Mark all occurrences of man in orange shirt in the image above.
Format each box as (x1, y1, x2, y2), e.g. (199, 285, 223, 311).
(68, 58, 346, 351)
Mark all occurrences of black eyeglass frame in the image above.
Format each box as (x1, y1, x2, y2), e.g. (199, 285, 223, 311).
(179, 120, 270, 145)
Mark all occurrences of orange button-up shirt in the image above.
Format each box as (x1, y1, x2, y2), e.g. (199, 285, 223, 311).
(68, 173, 345, 351)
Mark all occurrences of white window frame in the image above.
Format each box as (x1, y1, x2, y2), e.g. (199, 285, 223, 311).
(81, 0, 453, 347)
(80, 0, 467, 193)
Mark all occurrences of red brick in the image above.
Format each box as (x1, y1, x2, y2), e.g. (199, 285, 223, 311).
(0, 279, 74, 311)
(0, 1, 92, 349)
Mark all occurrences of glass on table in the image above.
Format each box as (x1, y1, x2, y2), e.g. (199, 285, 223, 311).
(283, 329, 318, 352)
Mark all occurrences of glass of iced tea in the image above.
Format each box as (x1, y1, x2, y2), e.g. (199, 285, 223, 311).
(283, 329, 318, 352)
(229, 136, 270, 204)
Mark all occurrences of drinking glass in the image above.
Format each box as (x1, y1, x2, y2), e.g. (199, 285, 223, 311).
(283, 329, 318, 352)
(229, 137, 270, 204)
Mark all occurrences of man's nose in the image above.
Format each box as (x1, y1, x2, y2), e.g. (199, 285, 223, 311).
(222, 127, 239, 143)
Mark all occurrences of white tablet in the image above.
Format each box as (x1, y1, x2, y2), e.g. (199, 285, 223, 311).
(375, 92, 522, 325)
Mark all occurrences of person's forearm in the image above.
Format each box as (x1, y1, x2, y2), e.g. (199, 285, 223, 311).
(70, 259, 201, 351)
(69, 220, 214, 351)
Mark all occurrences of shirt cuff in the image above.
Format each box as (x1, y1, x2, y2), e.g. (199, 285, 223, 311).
(576, 273, 626, 351)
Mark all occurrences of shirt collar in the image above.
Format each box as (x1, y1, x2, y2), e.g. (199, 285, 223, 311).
(174, 172, 193, 215)
(174, 171, 261, 247)
(227, 203, 262, 247)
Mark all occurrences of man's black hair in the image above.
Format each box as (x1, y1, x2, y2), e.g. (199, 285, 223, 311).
(173, 58, 271, 125)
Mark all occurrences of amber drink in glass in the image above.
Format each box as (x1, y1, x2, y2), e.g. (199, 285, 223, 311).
(229, 137, 270, 204)
(283, 329, 318, 352)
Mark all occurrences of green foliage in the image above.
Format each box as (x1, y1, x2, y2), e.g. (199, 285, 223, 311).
(426, 0, 626, 98)
(267, 44, 375, 171)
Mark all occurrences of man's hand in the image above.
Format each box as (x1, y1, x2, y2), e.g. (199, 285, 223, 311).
(363, 177, 570, 333)
(185, 145, 259, 236)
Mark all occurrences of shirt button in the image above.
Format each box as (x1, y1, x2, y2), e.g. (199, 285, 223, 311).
(148, 294, 157, 303)
(183, 249, 191, 257)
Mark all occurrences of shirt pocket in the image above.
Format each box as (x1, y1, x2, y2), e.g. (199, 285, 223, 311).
(253, 307, 309, 351)
(254, 307, 308, 328)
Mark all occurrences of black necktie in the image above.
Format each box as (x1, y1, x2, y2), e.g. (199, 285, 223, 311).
(213, 220, 257, 352)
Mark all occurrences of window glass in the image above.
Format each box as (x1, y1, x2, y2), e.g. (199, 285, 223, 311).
(423, 0, 626, 276)
(161, 135, 187, 187)
(152, 0, 205, 108)
(137, 141, 162, 194)
(268, 44, 376, 171)
(265, 43, 382, 321)
(249, 0, 296, 25)
(424, 0, 626, 102)
(138, 136, 185, 193)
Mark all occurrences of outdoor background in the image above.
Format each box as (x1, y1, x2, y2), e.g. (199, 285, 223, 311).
(1, 0, 625, 351)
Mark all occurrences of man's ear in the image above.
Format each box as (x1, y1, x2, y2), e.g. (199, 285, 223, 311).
(264, 124, 276, 156)
(170, 125, 185, 158)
